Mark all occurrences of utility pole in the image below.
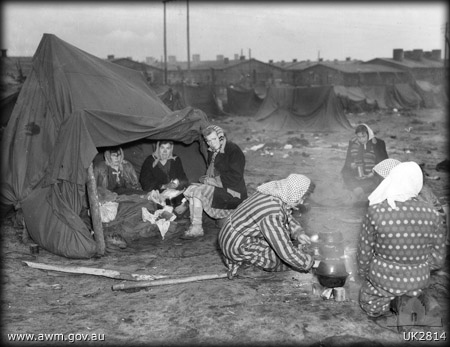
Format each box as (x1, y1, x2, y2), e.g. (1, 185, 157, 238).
(187, 0, 191, 80)
(163, 0, 170, 85)
(445, 22, 449, 71)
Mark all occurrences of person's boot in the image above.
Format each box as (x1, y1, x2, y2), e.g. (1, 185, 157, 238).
(181, 198, 204, 239)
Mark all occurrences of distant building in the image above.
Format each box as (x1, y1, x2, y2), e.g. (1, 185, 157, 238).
(150, 57, 284, 88)
(110, 57, 164, 85)
(290, 60, 408, 87)
(365, 49, 446, 85)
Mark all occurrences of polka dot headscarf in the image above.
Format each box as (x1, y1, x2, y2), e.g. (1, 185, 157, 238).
(373, 158, 401, 179)
(257, 174, 311, 207)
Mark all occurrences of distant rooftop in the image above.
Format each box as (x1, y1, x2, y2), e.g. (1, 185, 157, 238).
(365, 57, 444, 69)
(316, 62, 405, 73)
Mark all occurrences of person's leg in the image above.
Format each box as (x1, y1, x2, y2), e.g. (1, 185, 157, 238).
(182, 197, 204, 238)
(240, 239, 290, 272)
(359, 280, 395, 317)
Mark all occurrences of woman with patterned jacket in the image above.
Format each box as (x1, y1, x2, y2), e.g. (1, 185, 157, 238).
(357, 161, 446, 318)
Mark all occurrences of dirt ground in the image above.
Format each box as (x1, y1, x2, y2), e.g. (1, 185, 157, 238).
(1, 107, 449, 346)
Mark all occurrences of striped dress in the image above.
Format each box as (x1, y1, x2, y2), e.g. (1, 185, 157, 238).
(357, 198, 446, 317)
(218, 191, 314, 274)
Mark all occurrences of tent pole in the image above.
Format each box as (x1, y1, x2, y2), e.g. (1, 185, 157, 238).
(87, 163, 105, 256)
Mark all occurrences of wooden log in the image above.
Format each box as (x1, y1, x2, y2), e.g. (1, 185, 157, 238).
(112, 273, 228, 291)
(86, 163, 105, 256)
(23, 261, 166, 281)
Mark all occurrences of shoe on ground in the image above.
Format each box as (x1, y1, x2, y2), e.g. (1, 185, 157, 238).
(234, 263, 274, 279)
(180, 224, 204, 240)
(105, 233, 127, 249)
(369, 312, 399, 333)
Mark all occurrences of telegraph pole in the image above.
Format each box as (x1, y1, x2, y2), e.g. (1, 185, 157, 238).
(163, 0, 170, 85)
(187, 0, 191, 79)
(445, 22, 449, 71)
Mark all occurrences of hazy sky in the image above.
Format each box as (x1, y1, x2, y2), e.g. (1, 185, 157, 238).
(2, 1, 448, 63)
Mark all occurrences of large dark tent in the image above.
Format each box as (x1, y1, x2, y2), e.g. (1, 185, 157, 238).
(173, 83, 223, 117)
(414, 80, 448, 109)
(0, 34, 208, 259)
(226, 85, 264, 116)
(333, 85, 377, 113)
(255, 85, 352, 131)
(388, 83, 423, 110)
(360, 84, 424, 110)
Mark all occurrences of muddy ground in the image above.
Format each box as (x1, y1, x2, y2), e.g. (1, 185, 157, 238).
(1, 108, 449, 346)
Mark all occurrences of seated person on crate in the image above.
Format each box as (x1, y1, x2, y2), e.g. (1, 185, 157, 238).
(341, 123, 388, 204)
(357, 162, 446, 327)
(139, 140, 189, 216)
(181, 125, 248, 239)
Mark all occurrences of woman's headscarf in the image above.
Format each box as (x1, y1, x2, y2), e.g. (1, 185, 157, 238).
(372, 158, 401, 178)
(204, 125, 226, 178)
(104, 147, 124, 171)
(356, 123, 375, 141)
(355, 123, 376, 150)
(204, 125, 226, 153)
(368, 161, 423, 209)
(152, 141, 176, 168)
(257, 174, 311, 208)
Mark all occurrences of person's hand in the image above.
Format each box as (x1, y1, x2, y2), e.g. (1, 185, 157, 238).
(174, 203, 188, 215)
(198, 175, 207, 184)
(290, 222, 310, 244)
(200, 177, 218, 187)
(297, 234, 311, 245)
(350, 162, 357, 169)
(165, 181, 178, 189)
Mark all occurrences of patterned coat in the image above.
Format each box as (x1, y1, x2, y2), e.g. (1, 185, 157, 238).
(219, 191, 314, 272)
(341, 137, 388, 192)
(357, 198, 446, 295)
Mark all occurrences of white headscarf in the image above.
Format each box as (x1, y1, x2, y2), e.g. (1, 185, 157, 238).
(257, 174, 311, 208)
(372, 158, 401, 178)
(368, 161, 423, 209)
(104, 147, 124, 171)
(360, 124, 374, 140)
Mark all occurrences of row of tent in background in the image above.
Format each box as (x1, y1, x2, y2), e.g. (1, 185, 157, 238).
(155, 80, 447, 132)
(157, 80, 448, 118)
(2, 79, 447, 133)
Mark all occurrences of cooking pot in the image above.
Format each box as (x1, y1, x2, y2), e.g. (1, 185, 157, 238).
(315, 261, 348, 288)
